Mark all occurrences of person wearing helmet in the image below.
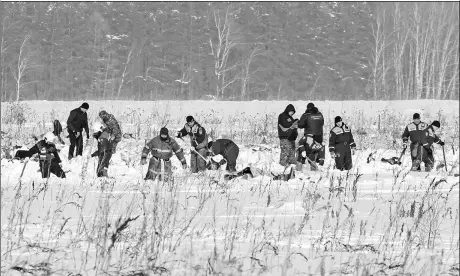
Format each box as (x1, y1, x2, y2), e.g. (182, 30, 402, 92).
(140, 127, 187, 181)
(90, 121, 113, 177)
(67, 102, 90, 160)
(27, 132, 66, 179)
(98, 110, 122, 154)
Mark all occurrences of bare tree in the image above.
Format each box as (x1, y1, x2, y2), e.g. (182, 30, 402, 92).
(10, 33, 37, 102)
(116, 49, 132, 100)
(239, 46, 264, 100)
(209, 5, 242, 99)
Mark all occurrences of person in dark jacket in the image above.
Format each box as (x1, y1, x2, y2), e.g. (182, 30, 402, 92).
(402, 113, 429, 171)
(90, 121, 113, 177)
(142, 127, 187, 181)
(278, 104, 298, 166)
(177, 116, 208, 173)
(67, 102, 90, 160)
(207, 139, 240, 172)
(420, 120, 445, 172)
(297, 106, 325, 170)
(28, 132, 66, 179)
(297, 103, 325, 168)
(329, 116, 356, 171)
(99, 110, 122, 154)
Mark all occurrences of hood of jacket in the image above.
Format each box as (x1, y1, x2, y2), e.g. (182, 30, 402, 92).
(284, 104, 295, 115)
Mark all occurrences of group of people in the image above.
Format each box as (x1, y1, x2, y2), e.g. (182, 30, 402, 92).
(17, 101, 446, 180)
(17, 103, 241, 181)
(277, 102, 356, 171)
(277, 103, 445, 173)
(16, 102, 123, 179)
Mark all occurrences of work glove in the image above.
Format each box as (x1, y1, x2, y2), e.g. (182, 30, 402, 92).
(140, 158, 147, 165)
(182, 162, 188, 169)
(76, 132, 81, 138)
(301, 151, 306, 158)
(438, 140, 445, 146)
(330, 151, 337, 159)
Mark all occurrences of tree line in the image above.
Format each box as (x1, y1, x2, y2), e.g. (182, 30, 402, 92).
(0, 2, 458, 101)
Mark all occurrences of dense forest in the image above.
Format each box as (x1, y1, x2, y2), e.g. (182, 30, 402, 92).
(0, 2, 458, 101)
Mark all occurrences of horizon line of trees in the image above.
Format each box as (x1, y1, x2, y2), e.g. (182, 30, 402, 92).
(1, 2, 458, 102)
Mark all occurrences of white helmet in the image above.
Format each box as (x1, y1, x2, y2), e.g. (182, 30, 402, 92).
(43, 132, 56, 143)
(92, 121, 106, 132)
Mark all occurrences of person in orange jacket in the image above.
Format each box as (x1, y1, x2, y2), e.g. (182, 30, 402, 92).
(141, 127, 187, 181)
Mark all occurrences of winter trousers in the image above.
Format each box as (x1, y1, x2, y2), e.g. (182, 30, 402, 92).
(191, 148, 208, 173)
(145, 156, 172, 181)
(410, 143, 434, 172)
(279, 139, 296, 166)
(223, 143, 239, 172)
(333, 144, 353, 171)
(96, 151, 113, 177)
(40, 160, 66, 179)
(68, 129, 83, 159)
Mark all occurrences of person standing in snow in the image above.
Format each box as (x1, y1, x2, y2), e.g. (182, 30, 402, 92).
(90, 121, 113, 177)
(99, 110, 122, 154)
(329, 116, 356, 171)
(297, 103, 325, 169)
(27, 132, 66, 179)
(66, 102, 90, 160)
(278, 104, 298, 167)
(207, 139, 240, 172)
(141, 127, 187, 181)
(176, 116, 208, 173)
(402, 113, 429, 171)
(419, 120, 445, 172)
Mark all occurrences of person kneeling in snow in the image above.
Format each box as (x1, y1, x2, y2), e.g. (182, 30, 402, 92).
(27, 132, 66, 179)
(329, 116, 356, 171)
(91, 121, 113, 177)
(141, 127, 187, 181)
(207, 139, 240, 172)
(420, 120, 445, 172)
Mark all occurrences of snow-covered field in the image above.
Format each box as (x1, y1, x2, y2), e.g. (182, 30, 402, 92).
(1, 100, 459, 275)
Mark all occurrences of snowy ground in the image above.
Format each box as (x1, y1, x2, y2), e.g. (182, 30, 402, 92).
(1, 100, 459, 275)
